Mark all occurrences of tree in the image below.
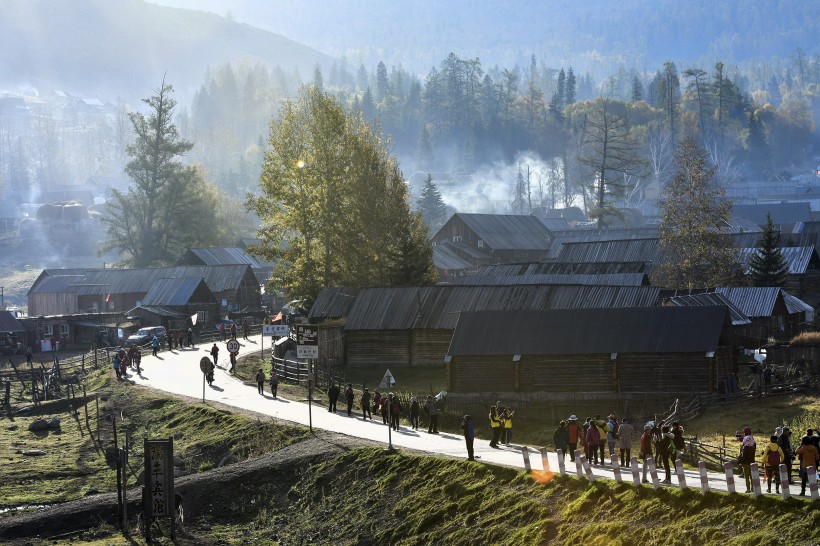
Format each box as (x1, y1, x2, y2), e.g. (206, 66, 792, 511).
(565, 67, 577, 104)
(247, 86, 436, 304)
(101, 81, 226, 267)
(417, 174, 447, 231)
(578, 99, 646, 227)
(683, 67, 709, 137)
(631, 76, 644, 103)
(655, 136, 736, 289)
(749, 213, 789, 287)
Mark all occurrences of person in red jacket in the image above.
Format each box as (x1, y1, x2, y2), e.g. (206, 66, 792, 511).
(586, 420, 601, 465)
(567, 415, 581, 461)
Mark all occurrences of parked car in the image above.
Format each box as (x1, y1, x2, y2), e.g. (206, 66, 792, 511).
(126, 326, 167, 347)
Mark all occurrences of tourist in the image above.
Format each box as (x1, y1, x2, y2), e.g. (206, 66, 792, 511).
(566, 415, 581, 461)
(228, 351, 236, 374)
(618, 417, 634, 467)
(761, 434, 785, 494)
(657, 425, 673, 483)
(796, 435, 820, 496)
(390, 393, 401, 431)
(409, 396, 420, 430)
(640, 424, 654, 483)
(151, 335, 159, 357)
(255, 368, 265, 395)
(270, 370, 279, 398)
(586, 419, 601, 465)
(210, 343, 219, 367)
(327, 383, 340, 413)
(241, 319, 250, 340)
(461, 415, 475, 461)
(373, 390, 382, 421)
(219, 322, 225, 341)
(553, 420, 569, 460)
(671, 421, 685, 455)
(489, 406, 502, 448)
(112, 353, 121, 379)
(230, 322, 237, 340)
(738, 427, 757, 493)
(596, 415, 608, 464)
(503, 407, 515, 445)
(424, 395, 439, 434)
(361, 388, 372, 420)
(187, 328, 194, 349)
(606, 414, 619, 459)
(344, 383, 355, 416)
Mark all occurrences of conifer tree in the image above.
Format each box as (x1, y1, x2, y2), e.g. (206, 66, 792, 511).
(749, 213, 789, 287)
(417, 174, 447, 231)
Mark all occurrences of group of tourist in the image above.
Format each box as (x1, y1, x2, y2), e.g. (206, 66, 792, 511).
(743, 425, 820, 496)
(552, 414, 643, 470)
(488, 402, 516, 448)
(111, 345, 142, 379)
(324, 384, 441, 434)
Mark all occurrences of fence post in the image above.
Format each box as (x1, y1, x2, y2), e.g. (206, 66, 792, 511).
(778, 464, 791, 499)
(808, 466, 819, 501)
(675, 459, 688, 490)
(647, 457, 660, 490)
(581, 455, 595, 482)
(750, 463, 762, 498)
(574, 450, 584, 479)
(610, 454, 622, 483)
(542, 448, 555, 475)
(630, 457, 641, 487)
(521, 446, 531, 472)
(698, 461, 710, 493)
(554, 449, 564, 475)
(724, 462, 736, 494)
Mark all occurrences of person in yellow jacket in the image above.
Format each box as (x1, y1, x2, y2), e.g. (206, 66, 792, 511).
(596, 415, 608, 465)
(761, 434, 785, 493)
(489, 405, 502, 448)
(503, 407, 515, 445)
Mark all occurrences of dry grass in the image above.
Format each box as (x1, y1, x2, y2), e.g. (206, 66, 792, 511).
(789, 331, 820, 346)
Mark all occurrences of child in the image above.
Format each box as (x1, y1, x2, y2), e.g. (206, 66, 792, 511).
(761, 434, 784, 493)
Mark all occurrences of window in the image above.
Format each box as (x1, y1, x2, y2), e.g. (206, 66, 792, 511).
(477, 239, 484, 248)
(44, 325, 53, 336)
(59, 324, 69, 336)
(452, 236, 462, 242)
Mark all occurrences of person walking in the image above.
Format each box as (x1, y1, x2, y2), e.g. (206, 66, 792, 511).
(133, 347, 142, 374)
(553, 421, 569, 460)
(605, 415, 619, 459)
(112, 354, 122, 379)
(462, 415, 476, 461)
(424, 395, 439, 434)
(255, 368, 266, 395)
(390, 394, 401, 431)
(151, 335, 160, 357)
(344, 383, 355, 416)
(640, 424, 654, 483)
(230, 322, 237, 340)
(327, 383, 340, 413)
(779, 427, 795, 484)
(373, 390, 383, 421)
(761, 434, 785, 493)
(796, 435, 820, 496)
(270, 370, 279, 398)
(361, 388, 372, 420)
(409, 396, 420, 430)
(596, 415, 608, 465)
(25, 346, 32, 366)
(489, 406, 502, 448)
(618, 417, 635, 467)
(241, 320, 250, 341)
(657, 426, 673, 483)
(187, 328, 195, 349)
(567, 415, 581, 461)
(586, 420, 601, 465)
(671, 421, 685, 454)
(210, 343, 220, 368)
(229, 351, 236, 374)
(503, 407, 515, 445)
(219, 322, 226, 341)
(738, 427, 757, 493)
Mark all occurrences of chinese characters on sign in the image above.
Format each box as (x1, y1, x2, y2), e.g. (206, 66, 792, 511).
(145, 439, 174, 518)
(296, 324, 319, 359)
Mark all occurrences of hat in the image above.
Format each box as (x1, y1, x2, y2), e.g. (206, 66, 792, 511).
(568, 415, 577, 421)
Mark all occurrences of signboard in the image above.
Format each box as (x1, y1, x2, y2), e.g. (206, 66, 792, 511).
(199, 357, 213, 374)
(296, 324, 319, 359)
(263, 324, 289, 337)
(378, 369, 396, 389)
(226, 339, 240, 354)
(144, 439, 174, 518)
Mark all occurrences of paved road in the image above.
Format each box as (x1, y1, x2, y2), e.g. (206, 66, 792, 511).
(124, 333, 808, 498)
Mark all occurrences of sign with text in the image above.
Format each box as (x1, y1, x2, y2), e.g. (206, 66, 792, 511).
(296, 324, 319, 359)
(226, 339, 241, 354)
(144, 438, 174, 518)
(263, 324, 289, 337)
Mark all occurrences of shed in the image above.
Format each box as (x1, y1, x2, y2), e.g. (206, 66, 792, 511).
(445, 306, 734, 396)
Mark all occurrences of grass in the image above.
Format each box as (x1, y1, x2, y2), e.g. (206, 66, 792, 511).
(0, 369, 308, 509)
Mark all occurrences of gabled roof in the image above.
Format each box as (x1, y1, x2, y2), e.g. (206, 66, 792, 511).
(732, 203, 812, 226)
(308, 287, 361, 321)
(0, 311, 25, 332)
(129, 306, 187, 319)
(447, 306, 728, 357)
(666, 292, 751, 326)
(451, 213, 551, 250)
(476, 262, 646, 275)
(782, 292, 814, 322)
(450, 273, 648, 287)
(182, 247, 274, 268)
(555, 238, 661, 264)
(141, 277, 211, 306)
(345, 285, 661, 330)
(715, 287, 783, 318)
(432, 243, 475, 271)
(736, 246, 819, 274)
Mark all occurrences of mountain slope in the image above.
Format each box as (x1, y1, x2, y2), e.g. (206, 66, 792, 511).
(0, 0, 331, 100)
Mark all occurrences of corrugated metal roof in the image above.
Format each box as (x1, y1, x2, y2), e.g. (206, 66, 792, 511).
(455, 213, 552, 250)
(432, 244, 475, 271)
(184, 247, 275, 268)
(451, 273, 647, 286)
(0, 311, 25, 332)
(547, 228, 660, 257)
(476, 262, 646, 275)
(667, 292, 751, 326)
(554, 238, 661, 264)
(141, 277, 206, 306)
(308, 287, 361, 320)
(736, 246, 818, 274)
(732, 203, 812, 226)
(447, 306, 728, 356)
(536, 217, 571, 230)
(130, 306, 187, 318)
(345, 285, 661, 330)
(782, 292, 814, 322)
(715, 287, 782, 318)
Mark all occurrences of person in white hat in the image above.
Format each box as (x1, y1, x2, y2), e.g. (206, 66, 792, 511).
(566, 415, 581, 461)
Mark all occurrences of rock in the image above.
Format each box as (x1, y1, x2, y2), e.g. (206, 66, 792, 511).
(85, 488, 100, 496)
(22, 449, 46, 456)
(173, 455, 184, 467)
(217, 454, 238, 468)
(6, 425, 18, 431)
(28, 419, 49, 432)
(173, 469, 190, 478)
(48, 417, 61, 429)
(173, 432, 184, 440)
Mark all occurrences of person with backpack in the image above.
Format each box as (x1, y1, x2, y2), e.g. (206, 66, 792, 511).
(671, 421, 685, 454)
(409, 396, 420, 430)
(489, 406, 502, 448)
(640, 424, 654, 483)
(424, 395, 439, 434)
(738, 427, 757, 493)
(553, 421, 569, 460)
(596, 415, 608, 464)
(605, 415, 619, 460)
(360, 388, 372, 420)
(796, 435, 820, 496)
(210, 343, 220, 368)
(327, 384, 340, 413)
(566, 415, 581, 461)
(344, 383, 355, 416)
(761, 434, 785, 493)
(461, 415, 476, 461)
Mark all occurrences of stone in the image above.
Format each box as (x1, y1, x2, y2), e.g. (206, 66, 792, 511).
(173, 432, 184, 440)
(28, 419, 49, 432)
(85, 488, 100, 496)
(6, 425, 17, 431)
(22, 449, 46, 456)
(173, 455, 184, 467)
(48, 417, 61, 429)
(217, 454, 238, 468)
(173, 469, 190, 478)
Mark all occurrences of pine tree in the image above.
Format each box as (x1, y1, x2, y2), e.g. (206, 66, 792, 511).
(749, 213, 789, 287)
(631, 76, 644, 102)
(565, 67, 577, 104)
(417, 174, 447, 231)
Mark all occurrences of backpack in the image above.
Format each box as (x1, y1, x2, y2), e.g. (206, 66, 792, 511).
(766, 447, 781, 467)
